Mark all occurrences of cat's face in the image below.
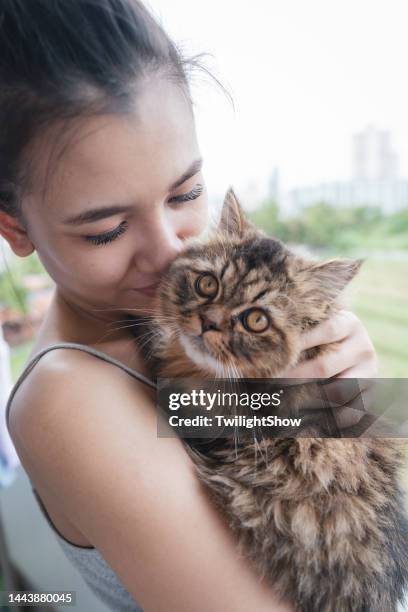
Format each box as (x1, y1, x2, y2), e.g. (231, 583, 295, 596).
(158, 189, 362, 377)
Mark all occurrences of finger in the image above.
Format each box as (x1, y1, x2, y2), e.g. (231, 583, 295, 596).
(318, 376, 375, 408)
(283, 357, 326, 379)
(333, 406, 365, 429)
(330, 382, 383, 430)
(334, 373, 380, 416)
(294, 382, 371, 416)
(284, 320, 376, 380)
(297, 397, 368, 431)
(336, 359, 379, 379)
(334, 398, 384, 435)
(299, 310, 358, 352)
(285, 341, 358, 379)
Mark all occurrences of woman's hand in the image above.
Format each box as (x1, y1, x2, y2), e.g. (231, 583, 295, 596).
(285, 309, 378, 379)
(282, 309, 379, 431)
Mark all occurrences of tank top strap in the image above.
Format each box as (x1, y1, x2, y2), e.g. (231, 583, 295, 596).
(5, 342, 156, 431)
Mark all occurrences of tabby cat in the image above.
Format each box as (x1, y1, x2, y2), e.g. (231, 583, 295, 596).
(136, 188, 408, 612)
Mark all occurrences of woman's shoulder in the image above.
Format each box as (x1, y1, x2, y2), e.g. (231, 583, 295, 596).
(7, 337, 159, 541)
(8, 337, 154, 459)
(7, 337, 157, 550)
(18, 335, 144, 395)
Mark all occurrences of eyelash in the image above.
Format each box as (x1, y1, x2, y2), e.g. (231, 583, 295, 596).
(84, 220, 128, 246)
(83, 184, 204, 246)
(169, 184, 203, 203)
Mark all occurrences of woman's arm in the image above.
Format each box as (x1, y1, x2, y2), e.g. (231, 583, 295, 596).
(9, 349, 292, 612)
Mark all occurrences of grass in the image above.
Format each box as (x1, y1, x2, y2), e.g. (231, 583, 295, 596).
(346, 256, 408, 498)
(325, 255, 408, 496)
(347, 257, 408, 377)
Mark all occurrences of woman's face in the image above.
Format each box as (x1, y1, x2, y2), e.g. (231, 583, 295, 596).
(21, 77, 208, 320)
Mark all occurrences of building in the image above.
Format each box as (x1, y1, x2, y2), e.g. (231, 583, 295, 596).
(352, 124, 398, 181)
(288, 178, 408, 214)
(285, 126, 408, 215)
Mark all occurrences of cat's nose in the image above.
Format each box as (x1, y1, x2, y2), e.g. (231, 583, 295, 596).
(200, 313, 220, 334)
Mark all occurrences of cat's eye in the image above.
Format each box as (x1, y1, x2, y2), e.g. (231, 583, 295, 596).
(195, 273, 219, 298)
(241, 308, 270, 333)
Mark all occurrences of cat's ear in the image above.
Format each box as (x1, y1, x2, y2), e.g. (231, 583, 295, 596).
(295, 257, 364, 305)
(218, 187, 255, 238)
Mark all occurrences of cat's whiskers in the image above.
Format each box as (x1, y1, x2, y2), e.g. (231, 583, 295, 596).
(231, 360, 242, 380)
(223, 360, 241, 461)
(136, 324, 175, 351)
(95, 314, 178, 366)
(144, 323, 179, 354)
(93, 321, 152, 345)
(94, 315, 164, 344)
(221, 355, 266, 467)
(137, 330, 161, 360)
(134, 327, 161, 345)
(90, 308, 174, 343)
(255, 427, 269, 469)
(227, 359, 243, 461)
(105, 319, 151, 333)
(115, 312, 176, 329)
(88, 305, 161, 315)
(105, 313, 156, 326)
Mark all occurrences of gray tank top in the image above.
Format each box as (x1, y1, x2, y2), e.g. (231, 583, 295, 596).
(5, 342, 157, 612)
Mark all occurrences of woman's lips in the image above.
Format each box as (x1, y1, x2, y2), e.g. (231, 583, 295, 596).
(131, 282, 160, 297)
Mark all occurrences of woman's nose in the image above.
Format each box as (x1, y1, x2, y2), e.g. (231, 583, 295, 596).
(135, 212, 183, 275)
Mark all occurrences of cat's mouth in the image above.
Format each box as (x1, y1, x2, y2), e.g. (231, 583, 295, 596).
(179, 333, 229, 375)
(192, 333, 218, 355)
(183, 332, 218, 358)
(189, 334, 205, 347)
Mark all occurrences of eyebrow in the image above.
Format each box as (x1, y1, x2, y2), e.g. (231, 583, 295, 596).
(169, 157, 203, 191)
(62, 157, 203, 226)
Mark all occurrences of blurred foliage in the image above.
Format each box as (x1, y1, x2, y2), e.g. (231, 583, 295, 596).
(10, 341, 34, 381)
(0, 269, 28, 314)
(0, 251, 46, 314)
(250, 199, 408, 253)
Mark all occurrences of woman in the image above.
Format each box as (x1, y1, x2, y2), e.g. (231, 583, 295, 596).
(0, 1, 377, 610)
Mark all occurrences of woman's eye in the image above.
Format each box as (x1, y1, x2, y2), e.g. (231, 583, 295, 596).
(240, 308, 270, 333)
(169, 183, 204, 204)
(83, 220, 128, 246)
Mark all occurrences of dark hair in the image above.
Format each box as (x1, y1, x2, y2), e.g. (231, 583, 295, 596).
(0, 0, 199, 218)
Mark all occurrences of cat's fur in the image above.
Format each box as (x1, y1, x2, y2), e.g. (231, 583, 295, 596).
(135, 189, 408, 611)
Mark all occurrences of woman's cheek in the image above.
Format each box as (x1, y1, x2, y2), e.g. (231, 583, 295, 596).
(93, 260, 128, 288)
(70, 250, 128, 289)
(183, 198, 210, 238)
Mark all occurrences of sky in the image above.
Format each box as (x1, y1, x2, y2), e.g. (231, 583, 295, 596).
(147, 0, 408, 205)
